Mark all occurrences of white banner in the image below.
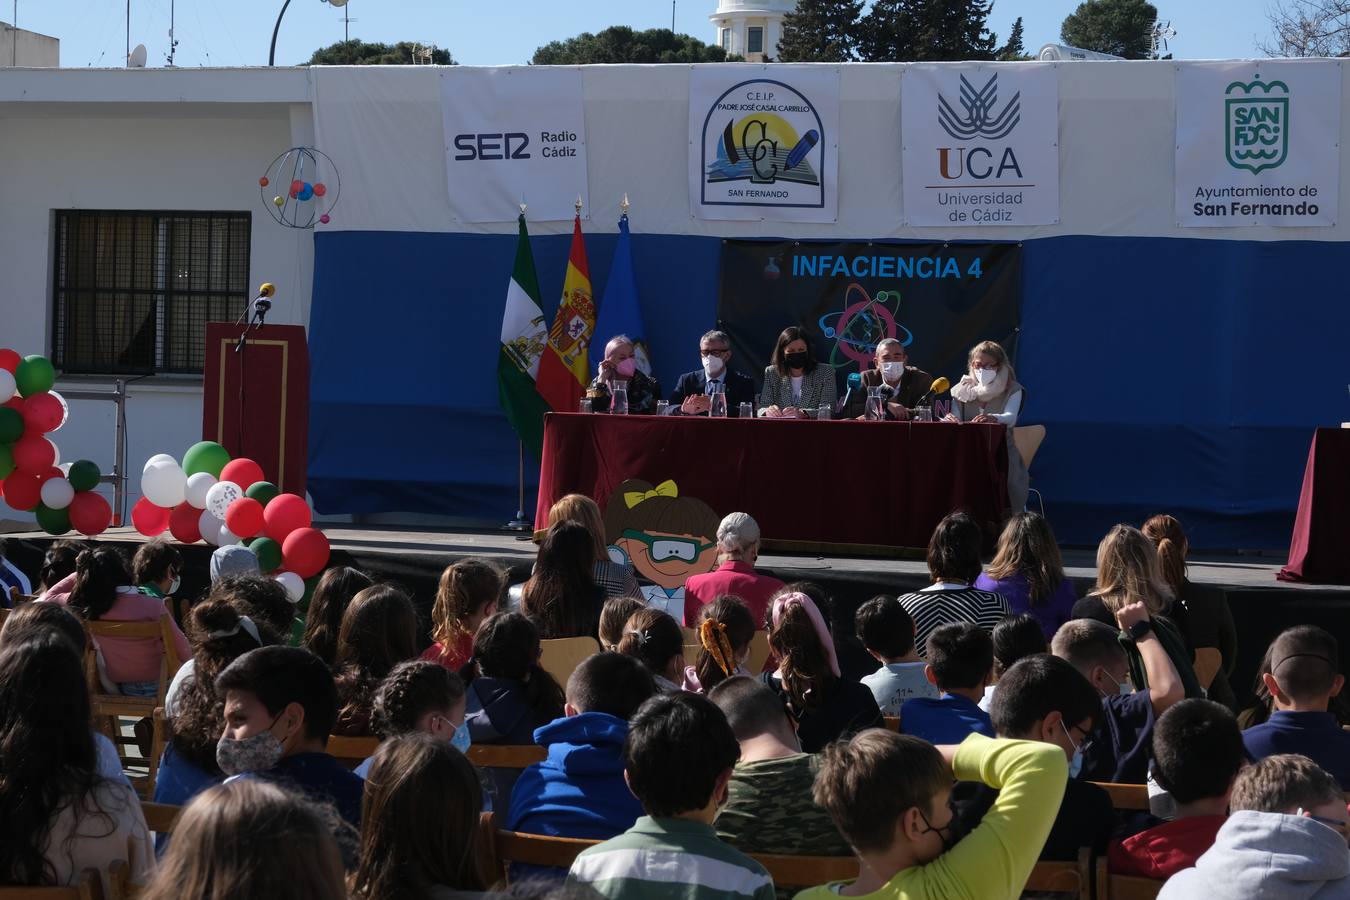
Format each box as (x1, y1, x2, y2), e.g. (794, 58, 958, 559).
(901, 64, 1060, 226)
(689, 66, 839, 222)
(1176, 61, 1340, 228)
(440, 67, 588, 223)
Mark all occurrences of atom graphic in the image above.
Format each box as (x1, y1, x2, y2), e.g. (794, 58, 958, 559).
(818, 282, 914, 370)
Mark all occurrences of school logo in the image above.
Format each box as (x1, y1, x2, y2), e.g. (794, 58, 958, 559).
(939, 73, 1021, 141)
(1225, 76, 1289, 174)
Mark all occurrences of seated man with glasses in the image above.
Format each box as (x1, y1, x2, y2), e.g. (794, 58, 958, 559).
(669, 329, 756, 417)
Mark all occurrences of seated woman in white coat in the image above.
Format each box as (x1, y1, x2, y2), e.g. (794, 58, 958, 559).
(946, 340, 1029, 513)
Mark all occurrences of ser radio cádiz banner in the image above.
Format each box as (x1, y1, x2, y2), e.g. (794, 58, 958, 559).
(717, 241, 1021, 394)
(1175, 60, 1341, 228)
(440, 67, 589, 223)
(689, 65, 840, 223)
(901, 64, 1060, 227)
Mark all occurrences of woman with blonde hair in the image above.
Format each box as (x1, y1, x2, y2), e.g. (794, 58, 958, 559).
(947, 340, 1029, 511)
(140, 780, 347, 900)
(548, 493, 642, 600)
(1141, 514, 1239, 710)
(421, 558, 505, 672)
(976, 512, 1078, 639)
(1071, 525, 1204, 699)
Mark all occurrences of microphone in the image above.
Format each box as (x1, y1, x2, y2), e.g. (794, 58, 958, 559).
(837, 371, 862, 416)
(917, 376, 951, 406)
(255, 283, 276, 301)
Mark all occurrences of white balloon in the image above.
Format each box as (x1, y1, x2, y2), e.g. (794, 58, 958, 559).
(198, 508, 224, 545)
(185, 472, 217, 509)
(141, 461, 187, 508)
(275, 571, 304, 603)
(0, 369, 15, 403)
(58, 462, 71, 476)
(217, 523, 240, 547)
(205, 481, 243, 520)
(47, 390, 69, 432)
(39, 477, 75, 510)
(46, 437, 60, 467)
(143, 453, 176, 474)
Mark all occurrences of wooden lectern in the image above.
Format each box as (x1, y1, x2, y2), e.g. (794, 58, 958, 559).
(203, 323, 310, 496)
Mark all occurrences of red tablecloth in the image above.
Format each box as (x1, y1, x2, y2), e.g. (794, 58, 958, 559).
(1278, 428, 1350, 585)
(536, 413, 1010, 553)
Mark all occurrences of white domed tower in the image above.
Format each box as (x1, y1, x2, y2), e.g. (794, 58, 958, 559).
(709, 0, 796, 62)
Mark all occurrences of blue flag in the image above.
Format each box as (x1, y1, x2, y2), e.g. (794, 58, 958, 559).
(594, 214, 652, 375)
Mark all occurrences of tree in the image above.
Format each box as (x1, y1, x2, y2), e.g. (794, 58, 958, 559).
(1261, 0, 1350, 56)
(1060, 0, 1160, 59)
(998, 16, 1030, 60)
(857, 0, 996, 63)
(779, 0, 864, 62)
(308, 39, 454, 65)
(531, 26, 738, 64)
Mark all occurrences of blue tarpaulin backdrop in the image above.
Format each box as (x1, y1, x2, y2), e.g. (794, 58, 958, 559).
(309, 231, 1347, 550)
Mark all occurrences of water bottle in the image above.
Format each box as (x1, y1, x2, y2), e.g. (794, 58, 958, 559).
(709, 383, 728, 418)
(610, 383, 629, 415)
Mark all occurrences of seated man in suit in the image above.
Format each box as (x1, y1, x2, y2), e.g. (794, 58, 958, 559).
(669, 329, 756, 417)
(843, 338, 934, 420)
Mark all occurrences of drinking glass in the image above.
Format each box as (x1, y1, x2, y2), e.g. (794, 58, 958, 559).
(578, 398, 593, 414)
(738, 402, 754, 419)
(912, 405, 933, 422)
(816, 404, 832, 421)
(656, 401, 670, 417)
(865, 386, 885, 421)
(709, 383, 728, 418)
(610, 384, 628, 415)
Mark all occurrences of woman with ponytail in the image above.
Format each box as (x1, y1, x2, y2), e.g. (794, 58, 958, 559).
(421, 558, 505, 672)
(43, 546, 190, 697)
(683, 595, 755, 693)
(616, 608, 685, 693)
(1141, 514, 1239, 710)
(761, 590, 882, 752)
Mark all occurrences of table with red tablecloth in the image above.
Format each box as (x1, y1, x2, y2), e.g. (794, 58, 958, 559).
(535, 412, 1011, 553)
(1278, 427, 1350, 585)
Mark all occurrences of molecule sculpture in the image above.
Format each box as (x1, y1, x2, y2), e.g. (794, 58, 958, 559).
(258, 147, 341, 229)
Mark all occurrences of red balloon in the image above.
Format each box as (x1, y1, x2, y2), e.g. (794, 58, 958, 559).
(219, 458, 265, 490)
(21, 392, 64, 433)
(169, 501, 203, 544)
(281, 527, 330, 578)
(69, 491, 112, 536)
(37, 466, 62, 485)
(0, 349, 19, 374)
(263, 493, 312, 542)
(2, 397, 22, 412)
(224, 496, 265, 538)
(12, 434, 55, 474)
(131, 496, 171, 536)
(2, 471, 42, 511)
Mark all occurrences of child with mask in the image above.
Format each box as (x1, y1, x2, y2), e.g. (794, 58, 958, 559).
(353, 659, 469, 778)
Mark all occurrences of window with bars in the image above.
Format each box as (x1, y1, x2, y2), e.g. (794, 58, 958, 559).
(747, 27, 764, 54)
(52, 210, 252, 375)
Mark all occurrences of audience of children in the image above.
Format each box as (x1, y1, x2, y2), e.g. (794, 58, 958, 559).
(356, 659, 468, 778)
(333, 584, 420, 736)
(301, 566, 375, 666)
(975, 512, 1079, 639)
(1109, 698, 1247, 879)
(131, 539, 182, 601)
(899, 622, 996, 745)
(788, 579, 878, 686)
(856, 594, 937, 715)
(520, 521, 607, 640)
(898, 512, 1011, 657)
(982, 612, 1048, 711)
(616, 606, 686, 692)
(547, 493, 644, 601)
(682, 512, 786, 628)
(34, 539, 81, 596)
(685, 595, 757, 693)
(423, 559, 505, 673)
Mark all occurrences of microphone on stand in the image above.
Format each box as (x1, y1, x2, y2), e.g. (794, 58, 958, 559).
(917, 375, 951, 406)
(837, 371, 862, 417)
(236, 283, 276, 352)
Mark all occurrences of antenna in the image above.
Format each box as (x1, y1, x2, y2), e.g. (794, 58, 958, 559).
(166, 0, 177, 66)
(1147, 19, 1176, 57)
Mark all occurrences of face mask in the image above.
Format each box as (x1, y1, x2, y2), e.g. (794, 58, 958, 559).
(217, 723, 285, 776)
(1117, 680, 1134, 696)
(916, 809, 956, 853)
(702, 354, 725, 378)
(450, 719, 472, 754)
(785, 351, 809, 369)
(1060, 720, 1084, 779)
(615, 358, 637, 378)
(974, 367, 997, 386)
(880, 361, 905, 381)
(168, 575, 181, 595)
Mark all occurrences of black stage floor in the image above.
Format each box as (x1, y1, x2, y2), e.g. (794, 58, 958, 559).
(6, 525, 1347, 709)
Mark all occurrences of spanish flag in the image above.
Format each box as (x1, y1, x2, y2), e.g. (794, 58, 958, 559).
(536, 214, 595, 415)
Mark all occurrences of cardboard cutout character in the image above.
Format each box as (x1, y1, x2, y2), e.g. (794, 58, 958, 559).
(603, 479, 720, 624)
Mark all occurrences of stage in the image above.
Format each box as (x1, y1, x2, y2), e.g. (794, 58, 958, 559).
(4, 524, 1346, 710)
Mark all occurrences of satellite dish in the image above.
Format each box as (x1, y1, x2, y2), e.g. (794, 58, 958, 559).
(327, 0, 349, 6)
(128, 44, 148, 67)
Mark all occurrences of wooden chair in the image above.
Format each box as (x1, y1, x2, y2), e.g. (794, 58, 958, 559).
(1092, 782, 1150, 811)
(1106, 873, 1165, 900)
(140, 801, 182, 835)
(752, 853, 858, 887)
(746, 630, 771, 674)
(680, 626, 698, 645)
(1192, 647, 1223, 690)
(539, 637, 601, 690)
(0, 869, 105, 899)
(327, 734, 380, 768)
(1024, 847, 1094, 900)
(478, 811, 599, 883)
(468, 744, 547, 768)
(883, 715, 901, 732)
(1012, 424, 1047, 514)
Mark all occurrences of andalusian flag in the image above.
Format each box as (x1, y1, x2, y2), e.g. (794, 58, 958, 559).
(536, 213, 596, 415)
(498, 214, 551, 456)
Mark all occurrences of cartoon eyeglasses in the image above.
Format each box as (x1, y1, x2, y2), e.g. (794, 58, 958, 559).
(620, 529, 715, 563)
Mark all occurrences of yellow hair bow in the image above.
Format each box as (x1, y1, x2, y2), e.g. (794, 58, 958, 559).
(624, 480, 679, 508)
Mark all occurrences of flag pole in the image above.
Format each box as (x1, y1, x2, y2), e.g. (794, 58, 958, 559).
(502, 195, 534, 535)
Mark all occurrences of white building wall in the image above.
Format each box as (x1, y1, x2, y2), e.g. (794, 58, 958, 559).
(0, 83, 312, 524)
(0, 24, 59, 68)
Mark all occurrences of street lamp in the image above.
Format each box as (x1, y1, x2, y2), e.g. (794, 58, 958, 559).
(269, 0, 347, 66)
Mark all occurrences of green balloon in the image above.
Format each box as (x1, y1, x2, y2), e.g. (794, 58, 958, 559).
(35, 503, 71, 535)
(0, 444, 12, 480)
(183, 441, 231, 477)
(251, 536, 283, 573)
(67, 459, 101, 492)
(245, 481, 280, 507)
(15, 355, 55, 398)
(0, 408, 23, 443)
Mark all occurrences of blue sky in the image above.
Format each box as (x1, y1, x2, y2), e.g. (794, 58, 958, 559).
(12, 0, 1276, 68)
